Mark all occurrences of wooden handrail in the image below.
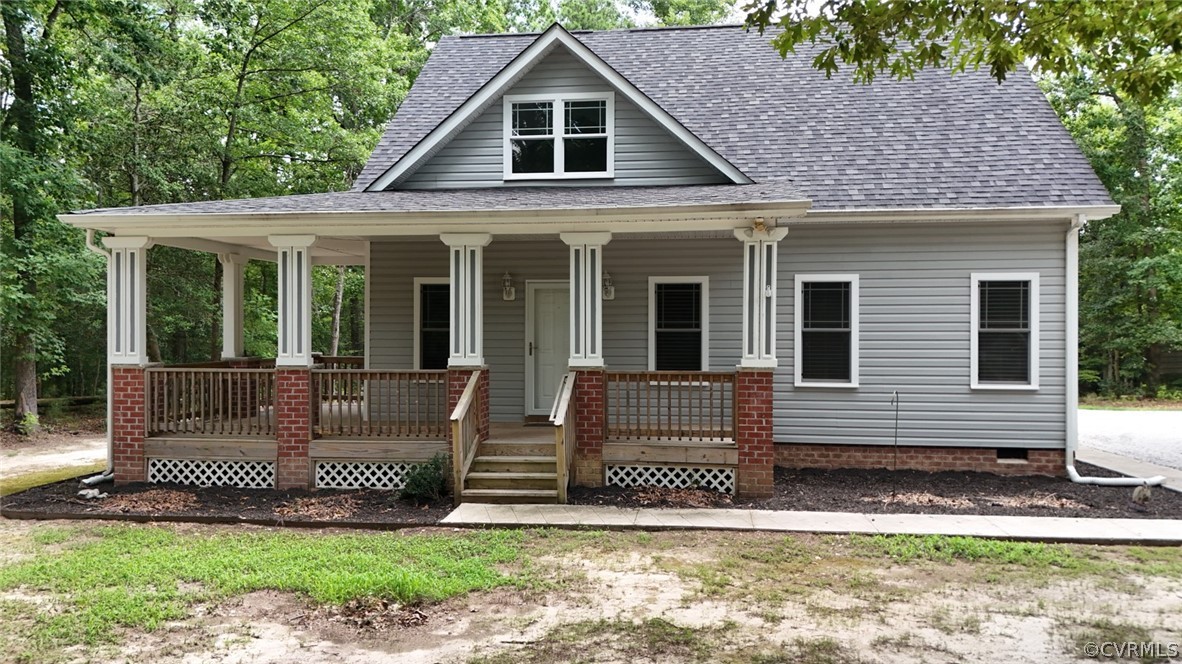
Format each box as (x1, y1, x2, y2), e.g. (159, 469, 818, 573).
(450, 370, 482, 504)
(317, 356, 364, 370)
(604, 371, 736, 442)
(312, 369, 447, 439)
(550, 372, 578, 503)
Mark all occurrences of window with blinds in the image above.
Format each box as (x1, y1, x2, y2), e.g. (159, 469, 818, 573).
(977, 280, 1031, 383)
(801, 281, 851, 381)
(652, 280, 706, 371)
(419, 283, 449, 370)
(795, 275, 859, 387)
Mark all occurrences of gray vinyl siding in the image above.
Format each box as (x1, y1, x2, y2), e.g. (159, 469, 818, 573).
(368, 221, 1068, 448)
(369, 237, 741, 422)
(777, 221, 1067, 449)
(399, 47, 727, 189)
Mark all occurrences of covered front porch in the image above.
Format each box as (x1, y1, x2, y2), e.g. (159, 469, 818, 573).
(76, 199, 805, 502)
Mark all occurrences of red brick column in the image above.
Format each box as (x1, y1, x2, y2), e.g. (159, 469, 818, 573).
(573, 369, 605, 487)
(448, 367, 489, 443)
(112, 366, 148, 485)
(736, 369, 775, 499)
(275, 368, 313, 489)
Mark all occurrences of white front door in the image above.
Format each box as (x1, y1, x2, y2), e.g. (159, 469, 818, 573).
(526, 281, 570, 416)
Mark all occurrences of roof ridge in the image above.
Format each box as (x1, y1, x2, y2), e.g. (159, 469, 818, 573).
(456, 23, 745, 40)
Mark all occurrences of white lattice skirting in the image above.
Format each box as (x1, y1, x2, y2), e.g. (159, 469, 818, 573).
(605, 464, 736, 495)
(315, 461, 418, 490)
(148, 458, 275, 489)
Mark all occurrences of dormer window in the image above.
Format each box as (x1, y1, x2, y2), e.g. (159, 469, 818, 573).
(503, 93, 614, 179)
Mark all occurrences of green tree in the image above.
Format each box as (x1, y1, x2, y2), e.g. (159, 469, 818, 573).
(744, 0, 1182, 105)
(2, 1, 98, 428)
(1045, 73, 1182, 394)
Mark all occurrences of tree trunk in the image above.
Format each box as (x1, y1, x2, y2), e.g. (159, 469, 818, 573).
(3, 5, 43, 432)
(330, 265, 346, 356)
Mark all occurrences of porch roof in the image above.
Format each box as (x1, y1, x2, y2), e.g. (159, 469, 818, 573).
(60, 180, 812, 237)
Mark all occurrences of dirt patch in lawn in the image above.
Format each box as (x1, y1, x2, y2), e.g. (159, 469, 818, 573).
(570, 462, 1182, 518)
(1, 479, 451, 526)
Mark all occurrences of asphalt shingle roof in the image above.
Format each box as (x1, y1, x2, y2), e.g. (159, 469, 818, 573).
(74, 24, 1112, 218)
(356, 25, 1112, 210)
(71, 181, 803, 216)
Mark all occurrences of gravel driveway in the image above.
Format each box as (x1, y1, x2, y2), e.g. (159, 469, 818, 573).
(1078, 409, 1182, 471)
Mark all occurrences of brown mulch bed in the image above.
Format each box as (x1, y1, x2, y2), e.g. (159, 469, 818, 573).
(571, 462, 1182, 519)
(6, 463, 1180, 525)
(0, 478, 451, 526)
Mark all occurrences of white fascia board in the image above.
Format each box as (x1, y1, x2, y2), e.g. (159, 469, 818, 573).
(796, 204, 1122, 224)
(57, 200, 812, 237)
(363, 23, 751, 190)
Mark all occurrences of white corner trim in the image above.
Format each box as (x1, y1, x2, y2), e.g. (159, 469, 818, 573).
(970, 271, 1040, 390)
(364, 23, 751, 190)
(793, 273, 860, 388)
(412, 277, 449, 371)
(647, 276, 710, 371)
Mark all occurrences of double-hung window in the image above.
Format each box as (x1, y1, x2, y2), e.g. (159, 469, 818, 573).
(971, 273, 1039, 389)
(504, 93, 614, 179)
(414, 278, 449, 370)
(649, 277, 709, 371)
(794, 274, 859, 387)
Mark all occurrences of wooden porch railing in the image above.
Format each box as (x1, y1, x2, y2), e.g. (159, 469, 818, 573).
(450, 370, 482, 504)
(146, 367, 276, 438)
(312, 370, 447, 439)
(316, 356, 364, 370)
(604, 371, 736, 442)
(549, 371, 578, 504)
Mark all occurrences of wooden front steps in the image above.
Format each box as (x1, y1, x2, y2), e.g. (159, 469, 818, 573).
(459, 439, 560, 504)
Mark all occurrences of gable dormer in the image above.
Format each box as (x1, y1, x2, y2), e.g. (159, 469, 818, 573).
(367, 25, 748, 191)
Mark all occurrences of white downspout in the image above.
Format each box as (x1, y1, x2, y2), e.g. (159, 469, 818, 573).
(82, 230, 114, 485)
(1065, 214, 1164, 486)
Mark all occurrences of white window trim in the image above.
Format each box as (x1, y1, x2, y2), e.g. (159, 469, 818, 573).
(794, 274, 860, 388)
(503, 91, 615, 181)
(648, 276, 710, 371)
(971, 272, 1040, 391)
(412, 277, 449, 371)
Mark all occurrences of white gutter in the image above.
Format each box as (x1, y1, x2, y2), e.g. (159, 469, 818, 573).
(1064, 214, 1164, 487)
(81, 230, 114, 486)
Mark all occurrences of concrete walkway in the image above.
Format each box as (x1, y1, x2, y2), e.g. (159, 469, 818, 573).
(442, 503, 1182, 545)
(1077, 447, 1182, 493)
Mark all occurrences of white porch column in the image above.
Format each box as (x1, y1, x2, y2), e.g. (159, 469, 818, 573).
(440, 233, 492, 366)
(560, 232, 612, 367)
(102, 236, 154, 365)
(734, 227, 788, 368)
(219, 253, 248, 359)
(268, 235, 317, 367)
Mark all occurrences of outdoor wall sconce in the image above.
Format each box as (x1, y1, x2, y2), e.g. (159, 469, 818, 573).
(602, 272, 615, 301)
(502, 272, 516, 301)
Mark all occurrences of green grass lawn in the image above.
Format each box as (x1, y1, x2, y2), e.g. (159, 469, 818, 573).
(3, 525, 1181, 664)
(0, 525, 533, 662)
(0, 462, 106, 497)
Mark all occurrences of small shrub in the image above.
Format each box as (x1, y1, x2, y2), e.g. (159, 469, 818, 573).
(400, 453, 449, 504)
(14, 412, 40, 435)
